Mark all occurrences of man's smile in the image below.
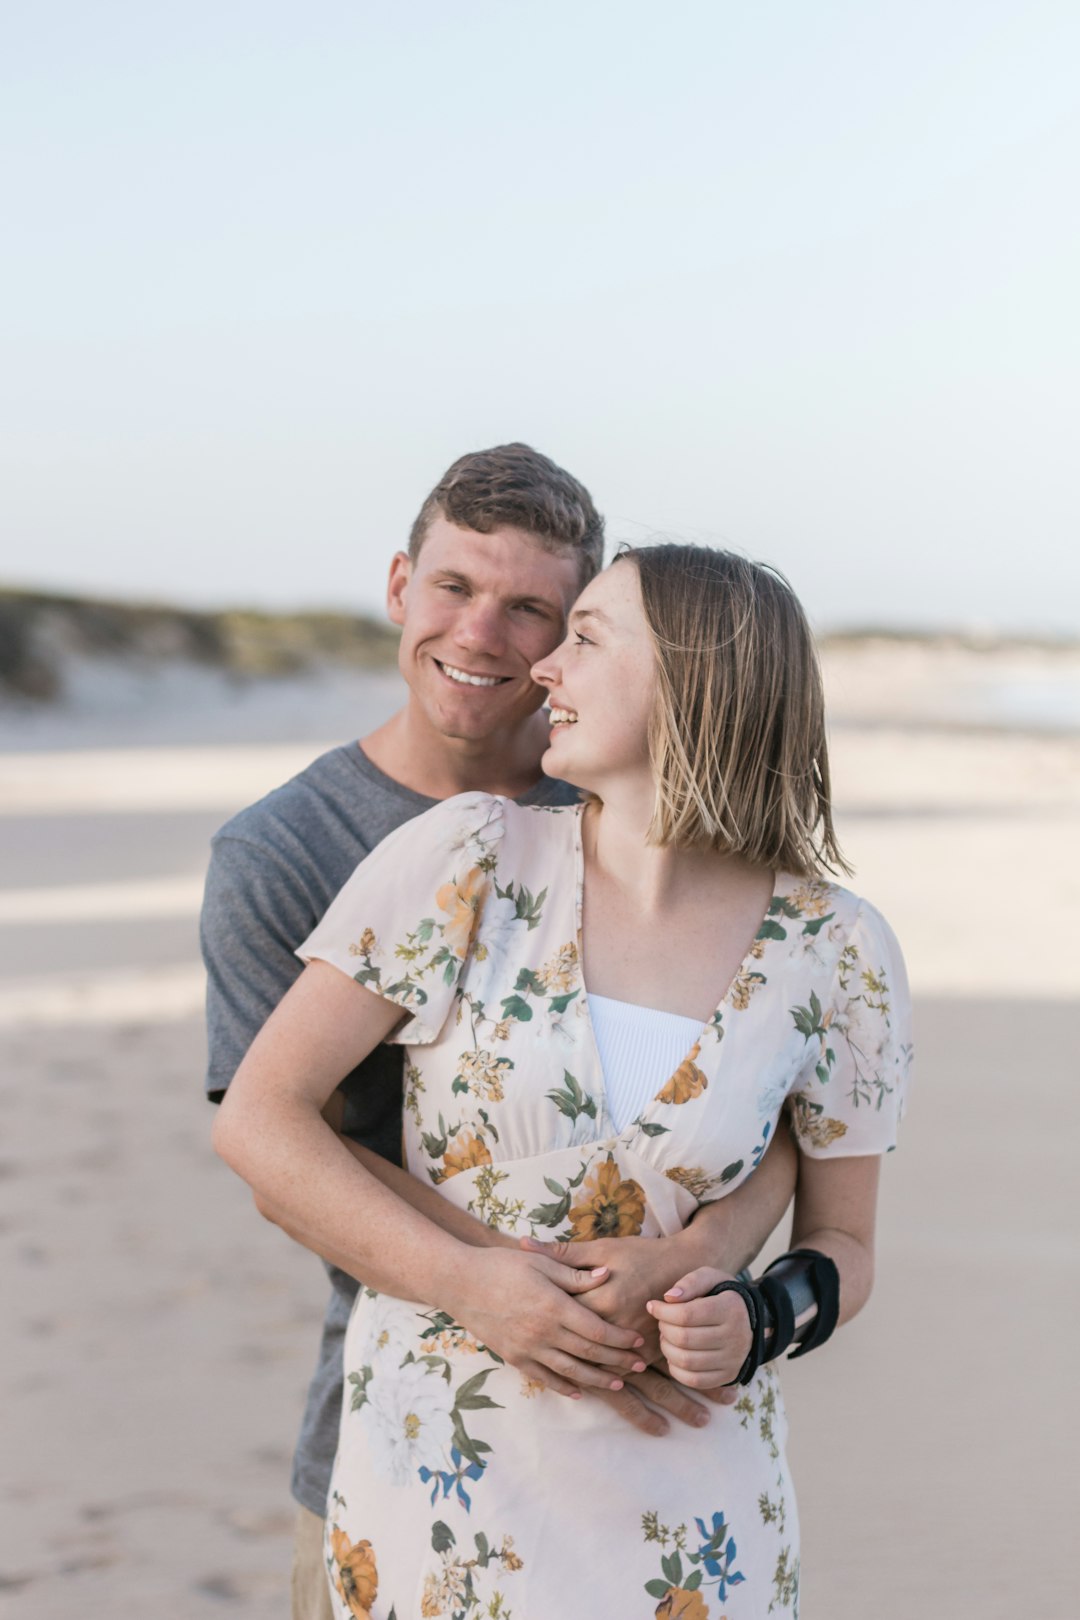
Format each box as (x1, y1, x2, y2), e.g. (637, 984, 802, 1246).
(434, 659, 513, 689)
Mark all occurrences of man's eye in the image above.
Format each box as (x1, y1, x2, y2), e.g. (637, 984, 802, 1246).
(441, 583, 466, 595)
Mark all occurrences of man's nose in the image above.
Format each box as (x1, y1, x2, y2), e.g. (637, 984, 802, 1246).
(454, 598, 506, 655)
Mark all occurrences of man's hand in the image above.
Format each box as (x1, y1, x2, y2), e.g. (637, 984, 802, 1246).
(647, 1266, 753, 1391)
(588, 1364, 724, 1434)
(439, 1247, 649, 1399)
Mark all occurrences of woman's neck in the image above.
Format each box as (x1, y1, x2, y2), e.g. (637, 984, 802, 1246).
(583, 784, 756, 912)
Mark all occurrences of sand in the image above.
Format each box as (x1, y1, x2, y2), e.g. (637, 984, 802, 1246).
(2, 659, 1078, 1617)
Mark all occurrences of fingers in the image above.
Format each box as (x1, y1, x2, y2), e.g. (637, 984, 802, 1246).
(534, 1347, 631, 1392)
(519, 1235, 576, 1264)
(548, 1288, 644, 1352)
(517, 1359, 582, 1401)
(533, 1254, 611, 1296)
(647, 1288, 748, 1332)
(587, 1382, 671, 1436)
(624, 1368, 711, 1429)
(655, 1265, 732, 1305)
(557, 1329, 647, 1374)
(699, 1383, 740, 1407)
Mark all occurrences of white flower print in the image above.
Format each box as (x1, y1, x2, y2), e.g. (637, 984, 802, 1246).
(354, 1293, 414, 1372)
(365, 1358, 455, 1486)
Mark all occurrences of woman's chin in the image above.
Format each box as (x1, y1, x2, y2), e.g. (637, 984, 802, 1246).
(541, 740, 592, 791)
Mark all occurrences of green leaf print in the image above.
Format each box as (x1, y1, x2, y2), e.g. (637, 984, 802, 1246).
(432, 1520, 456, 1553)
(757, 919, 788, 942)
(527, 1188, 572, 1228)
(802, 911, 834, 936)
(684, 1570, 703, 1590)
(514, 967, 547, 994)
(661, 1550, 684, 1585)
(455, 1369, 503, 1412)
(720, 1159, 744, 1183)
(474, 1531, 490, 1564)
(499, 994, 533, 1023)
(645, 1579, 672, 1599)
(637, 1121, 671, 1138)
(548, 990, 580, 1014)
(545, 1071, 597, 1122)
(770, 896, 801, 919)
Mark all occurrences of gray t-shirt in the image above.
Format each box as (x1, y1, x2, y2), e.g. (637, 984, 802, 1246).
(200, 741, 577, 1515)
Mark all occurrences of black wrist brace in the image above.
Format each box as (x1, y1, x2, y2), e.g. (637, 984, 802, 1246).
(707, 1248, 841, 1386)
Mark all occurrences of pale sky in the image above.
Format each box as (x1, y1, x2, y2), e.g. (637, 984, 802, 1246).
(2, 0, 1078, 633)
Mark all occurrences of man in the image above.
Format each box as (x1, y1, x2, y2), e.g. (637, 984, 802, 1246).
(201, 443, 793, 1620)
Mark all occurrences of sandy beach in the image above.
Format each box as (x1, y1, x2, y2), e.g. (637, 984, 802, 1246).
(2, 649, 1078, 1618)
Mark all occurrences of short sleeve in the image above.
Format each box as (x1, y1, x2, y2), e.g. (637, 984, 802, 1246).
(296, 792, 505, 1046)
(789, 899, 913, 1158)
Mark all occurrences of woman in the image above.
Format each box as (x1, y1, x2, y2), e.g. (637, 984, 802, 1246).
(215, 545, 911, 1619)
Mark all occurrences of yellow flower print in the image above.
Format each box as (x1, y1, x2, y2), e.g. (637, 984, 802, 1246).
(435, 866, 488, 959)
(455, 1049, 511, 1102)
(790, 1094, 848, 1149)
(329, 1526, 378, 1619)
(568, 1155, 646, 1240)
(348, 927, 377, 958)
(656, 1044, 708, 1106)
(441, 1130, 493, 1179)
(665, 1165, 722, 1202)
(501, 1536, 524, 1571)
(729, 967, 765, 1011)
(791, 880, 832, 917)
(655, 1587, 709, 1620)
(538, 940, 578, 993)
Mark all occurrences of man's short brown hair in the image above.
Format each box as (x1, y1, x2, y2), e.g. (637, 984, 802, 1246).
(408, 443, 604, 584)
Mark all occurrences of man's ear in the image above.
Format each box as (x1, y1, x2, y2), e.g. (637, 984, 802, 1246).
(386, 552, 411, 626)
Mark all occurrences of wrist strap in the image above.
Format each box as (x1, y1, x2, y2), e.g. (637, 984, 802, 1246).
(708, 1248, 840, 1385)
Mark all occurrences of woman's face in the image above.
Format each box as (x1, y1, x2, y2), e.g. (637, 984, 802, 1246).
(530, 561, 657, 792)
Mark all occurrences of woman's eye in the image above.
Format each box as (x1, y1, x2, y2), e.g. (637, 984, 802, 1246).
(574, 633, 593, 647)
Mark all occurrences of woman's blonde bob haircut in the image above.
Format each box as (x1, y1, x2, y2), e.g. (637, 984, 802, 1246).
(615, 543, 848, 879)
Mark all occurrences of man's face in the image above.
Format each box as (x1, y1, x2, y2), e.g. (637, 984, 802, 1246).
(387, 516, 583, 743)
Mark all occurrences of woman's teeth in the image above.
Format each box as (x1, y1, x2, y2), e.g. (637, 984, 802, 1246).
(439, 661, 506, 687)
(549, 707, 578, 725)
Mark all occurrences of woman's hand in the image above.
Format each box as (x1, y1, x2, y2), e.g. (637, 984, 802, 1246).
(517, 1232, 694, 1358)
(646, 1266, 754, 1391)
(439, 1246, 649, 1399)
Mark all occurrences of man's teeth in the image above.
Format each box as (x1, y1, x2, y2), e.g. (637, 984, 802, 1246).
(549, 707, 579, 725)
(440, 662, 505, 687)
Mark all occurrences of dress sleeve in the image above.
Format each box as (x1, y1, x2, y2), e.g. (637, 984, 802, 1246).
(788, 899, 913, 1158)
(296, 792, 505, 1046)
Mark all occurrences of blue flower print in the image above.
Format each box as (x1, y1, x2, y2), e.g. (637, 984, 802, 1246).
(694, 1512, 747, 1599)
(418, 1446, 485, 1511)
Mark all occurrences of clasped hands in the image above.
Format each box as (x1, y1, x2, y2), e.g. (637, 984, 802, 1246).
(441, 1230, 754, 1437)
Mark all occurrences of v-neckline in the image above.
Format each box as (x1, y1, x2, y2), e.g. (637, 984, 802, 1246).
(569, 801, 785, 1138)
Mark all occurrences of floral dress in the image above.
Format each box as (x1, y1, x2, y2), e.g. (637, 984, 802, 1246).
(298, 793, 912, 1620)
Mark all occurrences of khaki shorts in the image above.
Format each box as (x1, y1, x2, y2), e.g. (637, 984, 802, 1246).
(291, 1505, 334, 1620)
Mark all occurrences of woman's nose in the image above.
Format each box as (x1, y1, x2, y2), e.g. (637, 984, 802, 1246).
(530, 651, 558, 687)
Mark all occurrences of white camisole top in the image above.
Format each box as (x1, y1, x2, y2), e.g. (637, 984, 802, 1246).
(587, 993, 704, 1132)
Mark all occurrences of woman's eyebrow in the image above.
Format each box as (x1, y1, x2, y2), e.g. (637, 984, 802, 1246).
(569, 607, 611, 627)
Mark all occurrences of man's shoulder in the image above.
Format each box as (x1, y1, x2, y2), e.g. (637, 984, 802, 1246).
(214, 743, 363, 852)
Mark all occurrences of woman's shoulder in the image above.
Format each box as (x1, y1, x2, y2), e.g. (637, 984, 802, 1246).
(775, 873, 906, 980)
